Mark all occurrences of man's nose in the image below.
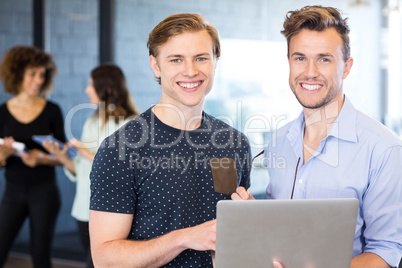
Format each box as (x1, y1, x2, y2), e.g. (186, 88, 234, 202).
(183, 61, 199, 76)
(305, 60, 319, 78)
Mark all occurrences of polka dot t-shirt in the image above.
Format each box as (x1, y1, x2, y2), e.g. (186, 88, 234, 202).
(90, 108, 251, 267)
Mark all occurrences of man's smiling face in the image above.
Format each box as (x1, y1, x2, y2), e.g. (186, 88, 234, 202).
(150, 29, 217, 110)
(288, 28, 353, 110)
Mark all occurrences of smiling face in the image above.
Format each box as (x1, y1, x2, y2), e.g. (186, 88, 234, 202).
(20, 66, 46, 97)
(150, 29, 217, 110)
(288, 28, 353, 110)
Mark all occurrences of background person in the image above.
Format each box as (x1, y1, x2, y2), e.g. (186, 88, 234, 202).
(89, 13, 251, 267)
(232, 5, 402, 268)
(0, 45, 65, 268)
(42, 64, 139, 268)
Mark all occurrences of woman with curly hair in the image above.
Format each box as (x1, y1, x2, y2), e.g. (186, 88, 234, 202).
(0, 45, 65, 268)
(42, 64, 139, 268)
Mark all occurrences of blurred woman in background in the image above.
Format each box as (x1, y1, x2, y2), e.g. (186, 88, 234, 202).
(0, 45, 64, 268)
(43, 64, 139, 268)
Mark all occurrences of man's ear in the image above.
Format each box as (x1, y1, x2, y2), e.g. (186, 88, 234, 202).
(342, 57, 353, 79)
(150, 55, 160, 79)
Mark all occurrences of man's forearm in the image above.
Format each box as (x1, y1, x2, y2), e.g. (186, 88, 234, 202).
(90, 212, 216, 267)
(351, 252, 392, 268)
(92, 229, 187, 268)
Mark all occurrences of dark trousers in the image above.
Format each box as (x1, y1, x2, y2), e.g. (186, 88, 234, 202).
(0, 181, 60, 268)
(76, 220, 94, 268)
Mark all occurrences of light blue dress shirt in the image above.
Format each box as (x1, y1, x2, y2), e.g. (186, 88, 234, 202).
(266, 97, 402, 266)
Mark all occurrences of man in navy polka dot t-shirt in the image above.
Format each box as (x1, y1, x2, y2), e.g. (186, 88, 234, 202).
(89, 13, 251, 267)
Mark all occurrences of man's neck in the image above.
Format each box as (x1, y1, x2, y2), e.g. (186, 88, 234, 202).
(152, 102, 204, 130)
(303, 97, 344, 137)
(302, 96, 345, 163)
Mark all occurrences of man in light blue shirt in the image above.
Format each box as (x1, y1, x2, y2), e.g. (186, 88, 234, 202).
(232, 5, 402, 268)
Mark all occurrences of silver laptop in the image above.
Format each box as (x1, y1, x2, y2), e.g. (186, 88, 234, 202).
(215, 198, 359, 268)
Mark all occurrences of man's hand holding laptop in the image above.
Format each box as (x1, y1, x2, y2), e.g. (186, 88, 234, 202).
(231, 186, 255, 201)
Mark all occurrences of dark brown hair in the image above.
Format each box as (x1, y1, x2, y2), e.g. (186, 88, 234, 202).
(147, 13, 220, 84)
(281, 5, 350, 62)
(91, 64, 139, 124)
(0, 45, 57, 95)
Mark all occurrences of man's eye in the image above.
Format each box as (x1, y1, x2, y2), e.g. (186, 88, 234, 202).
(196, 57, 207, 62)
(171, 59, 181, 63)
(321, 58, 330, 62)
(296, 57, 304, 61)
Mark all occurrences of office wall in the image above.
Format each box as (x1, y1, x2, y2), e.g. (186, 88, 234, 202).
(0, 0, 32, 56)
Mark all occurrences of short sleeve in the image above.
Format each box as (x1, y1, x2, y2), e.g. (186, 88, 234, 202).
(89, 125, 138, 215)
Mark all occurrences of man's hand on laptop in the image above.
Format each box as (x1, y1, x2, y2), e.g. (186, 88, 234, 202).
(273, 260, 317, 268)
(273, 260, 283, 268)
(231, 187, 255, 200)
